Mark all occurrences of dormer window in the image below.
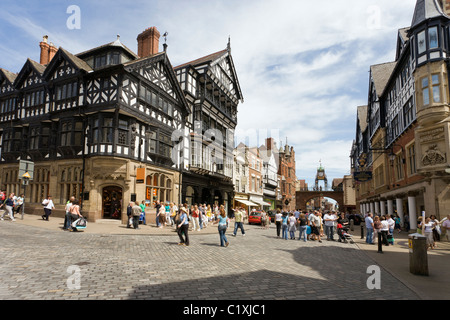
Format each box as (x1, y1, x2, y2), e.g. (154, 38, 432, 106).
(94, 51, 121, 68)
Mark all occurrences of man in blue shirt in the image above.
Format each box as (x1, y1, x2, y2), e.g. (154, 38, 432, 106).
(365, 213, 374, 244)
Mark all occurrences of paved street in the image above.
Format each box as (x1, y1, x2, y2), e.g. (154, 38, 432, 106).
(0, 219, 421, 301)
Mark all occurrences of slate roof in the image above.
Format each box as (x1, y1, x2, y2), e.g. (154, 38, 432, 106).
(411, 0, 449, 29)
(370, 62, 396, 97)
(357, 105, 368, 133)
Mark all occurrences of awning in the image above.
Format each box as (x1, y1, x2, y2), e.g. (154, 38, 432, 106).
(235, 199, 259, 206)
(251, 199, 272, 207)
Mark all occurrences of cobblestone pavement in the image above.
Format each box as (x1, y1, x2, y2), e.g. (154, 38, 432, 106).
(0, 222, 420, 300)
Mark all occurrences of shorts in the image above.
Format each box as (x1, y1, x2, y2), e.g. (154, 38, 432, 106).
(311, 226, 319, 235)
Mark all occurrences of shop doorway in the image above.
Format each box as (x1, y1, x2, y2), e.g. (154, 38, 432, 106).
(102, 186, 123, 219)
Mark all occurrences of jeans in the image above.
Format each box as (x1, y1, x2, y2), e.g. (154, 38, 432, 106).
(141, 213, 146, 225)
(289, 230, 295, 239)
(233, 222, 245, 235)
(325, 225, 334, 240)
(282, 224, 288, 240)
(366, 228, 374, 244)
(64, 212, 72, 229)
(218, 225, 228, 246)
(299, 225, 308, 241)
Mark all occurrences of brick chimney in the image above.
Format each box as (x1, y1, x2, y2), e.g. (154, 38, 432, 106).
(39, 36, 58, 65)
(137, 27, 160, 58)
(39, 35, 50, 65)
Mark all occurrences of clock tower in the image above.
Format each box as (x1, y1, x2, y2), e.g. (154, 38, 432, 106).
(315, 161, 328, 191)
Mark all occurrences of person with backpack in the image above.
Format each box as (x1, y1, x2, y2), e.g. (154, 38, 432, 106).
(42, 195, 55, 221)
(1, 193, 16, 222)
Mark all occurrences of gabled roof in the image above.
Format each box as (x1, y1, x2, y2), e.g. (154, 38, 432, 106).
(411, 0, 449, 29)
(174, 45, 244, 102)
(43, 47, 93, 80)
(0, 68, 18, 84)
(174, 49, 227, 69)
(14, 58, 46, 88)
(357, 105, 368, 133)
(370, 62, 396, 97)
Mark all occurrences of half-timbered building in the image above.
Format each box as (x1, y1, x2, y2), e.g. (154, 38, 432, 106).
(174, 41, 244, 213)
(0, 28, 198, 222)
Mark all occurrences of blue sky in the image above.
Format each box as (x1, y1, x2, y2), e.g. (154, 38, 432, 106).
(0, 0, 418, 186)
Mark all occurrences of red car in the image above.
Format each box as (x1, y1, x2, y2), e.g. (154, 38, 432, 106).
(248, 211, 262, 225)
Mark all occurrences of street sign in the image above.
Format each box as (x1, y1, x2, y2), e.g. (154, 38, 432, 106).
(18, 160, 34, 181)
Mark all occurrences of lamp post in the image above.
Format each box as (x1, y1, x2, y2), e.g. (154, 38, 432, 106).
(21, 171, 31, 220)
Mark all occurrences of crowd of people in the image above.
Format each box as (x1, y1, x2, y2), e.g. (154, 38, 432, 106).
(364, 212, 450, 250)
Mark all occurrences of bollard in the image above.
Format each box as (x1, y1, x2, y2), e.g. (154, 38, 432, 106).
(408, 233, 428, 276)
(361, 223, 365, 239)
(377, 232, 383, 253)
(350, 219, 354, 231)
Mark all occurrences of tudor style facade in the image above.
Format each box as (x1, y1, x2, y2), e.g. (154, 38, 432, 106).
(351, 0, 450, 227)
(0, 27, 243, 222)
(174, 42, 243, 213)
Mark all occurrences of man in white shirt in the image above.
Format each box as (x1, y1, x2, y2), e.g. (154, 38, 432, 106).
(324, 211, 337, 241)
(42, 195, 55, 221)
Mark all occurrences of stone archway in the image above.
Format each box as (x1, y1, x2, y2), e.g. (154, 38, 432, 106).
(296, 190, 344, 211)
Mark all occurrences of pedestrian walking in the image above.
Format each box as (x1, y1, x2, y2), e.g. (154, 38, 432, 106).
(380, 216, 390, 246)
(14, 194, 24, 217)
(430, 215, 441, 244)
(288, 212, 297, 239)
(132, 202, 141, 229)
(373, 215, 382, 244)
(309, 211, 322, 243)
(140, 200, 147, 225)
(324, 211, 337, 241)
(420, 217, 436, 250)
(394, 215, 402, 233)
(170, 202, 178, 227)
(0, 193, 16, 222)
(191, 204, 200, 231)
(365, 213, 374, 244)
(275, 209, 282, 238)
(154, 200, 161, 227)
(177, 207, 189, 246)
(158, 203, 166, 228)
(41, 195, 55, 221)
(126, 202, 133, 228)
(69, 199, 83, 231)
(261, 210, 267, 229)
(63, 196, 75, 230)
(232, 208, 245, 236)
(281, 212, 289, 240)
(214, 207, 229, 247)
(297, 213, 308, 242)
(441, 215, 450, 241)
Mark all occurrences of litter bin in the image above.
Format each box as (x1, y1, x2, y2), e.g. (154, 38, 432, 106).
(408, 233, 428, 276)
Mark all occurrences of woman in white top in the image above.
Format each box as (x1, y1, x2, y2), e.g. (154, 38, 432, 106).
(275, 210, 283, 238)
(420, 217, 435, 250)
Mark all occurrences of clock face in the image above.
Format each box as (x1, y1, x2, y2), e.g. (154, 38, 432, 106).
(318, 172, 324, 177)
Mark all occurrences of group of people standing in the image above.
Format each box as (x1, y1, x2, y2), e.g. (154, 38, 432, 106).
(0, 191, 24, 222)
(274, 209, 343, 242)
(62, 196, 83, 231)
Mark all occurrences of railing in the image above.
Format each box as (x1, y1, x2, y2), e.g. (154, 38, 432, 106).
(297, 187, 339, 192)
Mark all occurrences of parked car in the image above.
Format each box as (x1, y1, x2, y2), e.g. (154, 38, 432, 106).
(248, 211, 262, 225)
